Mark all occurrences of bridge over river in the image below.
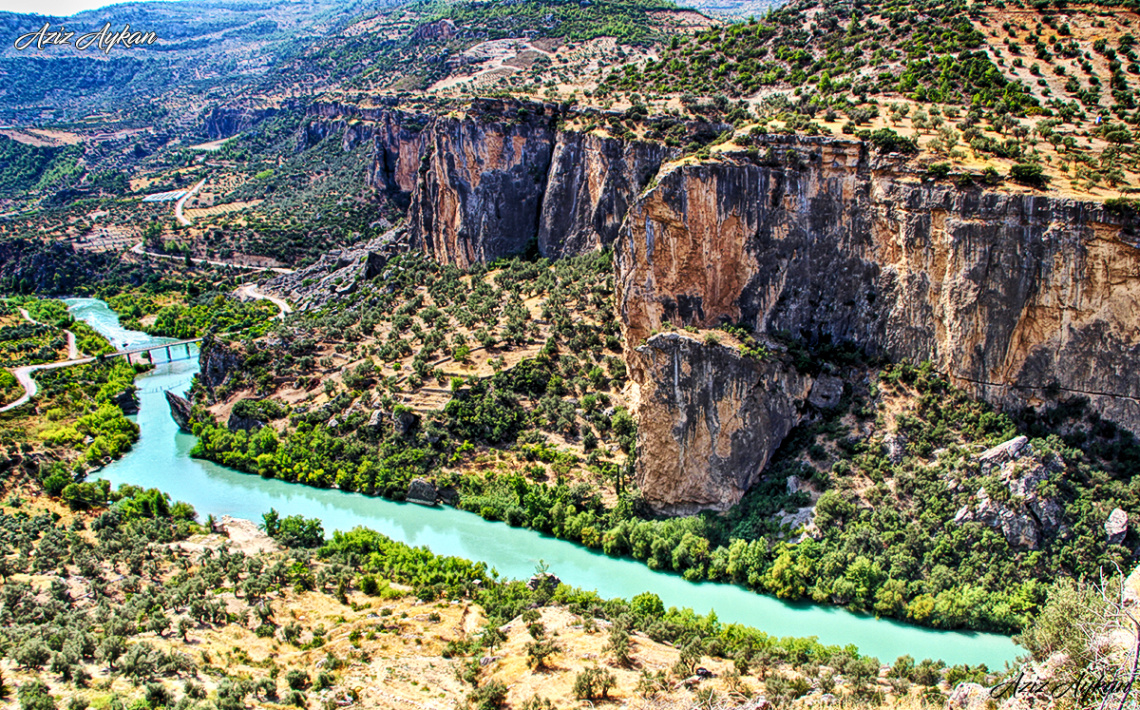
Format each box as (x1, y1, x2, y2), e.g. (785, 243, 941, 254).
(103, 338, 202, 364)
(1, 283, 286, 413)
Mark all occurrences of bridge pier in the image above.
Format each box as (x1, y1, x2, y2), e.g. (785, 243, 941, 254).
(165, 345, 172, 361)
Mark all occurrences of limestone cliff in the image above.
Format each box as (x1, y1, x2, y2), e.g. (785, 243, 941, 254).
(306, 102, 427, 204)
(197, 336, 245, 395)
(631, 332, 812, 514)
(295, 100, 1140, 515)
(617, 137, 1140, 512)
(306, 100, 678, 263)
(407, 100, 557, 268)
(538, 133, 675, 258)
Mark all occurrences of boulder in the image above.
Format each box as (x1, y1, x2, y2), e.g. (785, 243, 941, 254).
(406, 478, 438, 506)
(438, 486, 460, 506)
(1107, 507, 1129, 545)
(970, 487, 1041, 549)
(777, 505, 819, 541)
(978, 436, 1030, 469)
(165, 391, 193, 433)
(367, 409, 384, 430)
(111, 389, 139, 415)
(393, 407, 419, 436)
(947, 682, 990, 710)
(786, 475, 808, 495)
(526, 572, 561, 591)
(227, 411, 263, 432)
(807, 375, 844, 410)
(883, 432, 907, 464)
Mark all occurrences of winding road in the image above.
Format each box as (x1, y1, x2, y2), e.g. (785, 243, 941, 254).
(1, 356, 96, 413)
(174, 179, 205, 227)
(2, 308, 90, 413)
(234, 283, 293, 319)
(130, 241, 294, 275)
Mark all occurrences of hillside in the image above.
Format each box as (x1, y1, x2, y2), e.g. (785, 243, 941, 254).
(0, 466, 1011, 710)
(3, 0, 1140, 707)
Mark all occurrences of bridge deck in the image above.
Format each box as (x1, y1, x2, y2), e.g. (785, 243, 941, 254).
(103, 339, 203, 358)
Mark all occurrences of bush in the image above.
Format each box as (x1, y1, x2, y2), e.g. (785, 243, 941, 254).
(1008, 162, 1049, 187)
(926, 162, 952, 179)
(467, 680, 508, 710)
(868, 128, 919, 154)
(286, 670, 310, 690)
(17, 680, 55, 710)
(1105, 197, 1139, 214)
(261, 509, 324, 548)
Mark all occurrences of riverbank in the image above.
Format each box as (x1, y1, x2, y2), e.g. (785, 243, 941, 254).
(66, 297, 1024, 668)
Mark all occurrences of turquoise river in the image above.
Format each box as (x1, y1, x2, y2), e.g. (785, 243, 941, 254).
(64, 297, 1024, 668)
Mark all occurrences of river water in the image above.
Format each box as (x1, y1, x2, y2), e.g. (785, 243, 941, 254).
(65, 297, 1024, 668)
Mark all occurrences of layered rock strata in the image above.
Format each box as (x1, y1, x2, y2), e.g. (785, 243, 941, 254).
(615, 141, 1140, 511)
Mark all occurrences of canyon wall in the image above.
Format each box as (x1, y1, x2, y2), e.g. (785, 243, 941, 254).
(633, 332, 813, 515)
(306, 100, 675, 263)
(406, 102, 557, 269)
(617, 138, 1140, 512)
(538, 132, 674, 258)
(302, 101, 1140, 514)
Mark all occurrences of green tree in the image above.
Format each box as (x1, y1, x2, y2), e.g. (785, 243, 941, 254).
(573, 666, 616, 700)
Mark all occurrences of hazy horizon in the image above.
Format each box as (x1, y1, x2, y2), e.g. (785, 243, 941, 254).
(0, 0, 182, 16)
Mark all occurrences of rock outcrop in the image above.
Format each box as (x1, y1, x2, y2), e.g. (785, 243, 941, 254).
(197, 336, 244, 393)
(630, 332, 812, 514)
(227, 410, 263, 433)
(953, 436, 1064, 549)
(110, 389, 139, 415)
(267, 229, 406, 309)
(165, 391, 193, 433)
(1107, 507, 1129, 544)
(411, 19, 458, 42)
(616, 139, 1140, 512)
(203, 104, 279, 140)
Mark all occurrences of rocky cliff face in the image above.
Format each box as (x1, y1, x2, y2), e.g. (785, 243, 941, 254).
(538, 133, 674, 258)
(631, 332, 813, 514)
(306, 102, 427, 204)
(197, 336, 245, 395)
(296, 100, 1140, 515)
(307, 100, 677, 264)
(165, 391, 193, 433)
(407, 101, 557, 268)
(203, 104, 279, 140)
(616, 137, 1140, 512)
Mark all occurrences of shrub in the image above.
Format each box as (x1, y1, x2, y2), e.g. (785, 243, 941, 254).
(17, 680, 55, 710)
(868, 128, 919, 154)
(285, 670, 310, 690)
(468, 680, 508, 710)
(1008, 162, 1049, 187)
